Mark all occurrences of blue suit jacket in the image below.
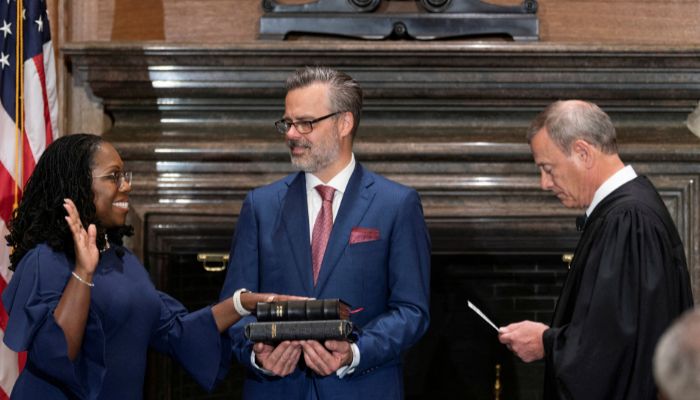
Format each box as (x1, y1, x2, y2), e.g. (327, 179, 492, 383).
(220, 163, 431, 400)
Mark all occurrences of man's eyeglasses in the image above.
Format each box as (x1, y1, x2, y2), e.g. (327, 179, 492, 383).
(274, 111, 341, 135)
(93, 171, 132, 188)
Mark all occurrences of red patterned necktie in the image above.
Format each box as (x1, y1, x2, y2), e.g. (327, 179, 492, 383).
(311, 185, 335, 286)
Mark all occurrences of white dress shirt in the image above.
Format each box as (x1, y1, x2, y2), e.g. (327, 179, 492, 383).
(586, 165, 637, 217)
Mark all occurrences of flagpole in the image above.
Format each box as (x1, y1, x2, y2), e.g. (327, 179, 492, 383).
(13, 0, 24, 210)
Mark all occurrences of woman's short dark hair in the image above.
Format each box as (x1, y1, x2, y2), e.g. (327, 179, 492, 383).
(5, 133, 132, 270)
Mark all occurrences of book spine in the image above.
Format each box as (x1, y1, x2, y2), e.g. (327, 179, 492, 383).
(256, 299, 344, 321)
(244, 320, 353, 342)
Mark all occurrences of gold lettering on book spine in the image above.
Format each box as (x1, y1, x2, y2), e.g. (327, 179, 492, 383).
(276, 304, 283, 318)
(271, 323, 277, 339)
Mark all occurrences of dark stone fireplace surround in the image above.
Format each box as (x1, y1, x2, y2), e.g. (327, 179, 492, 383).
(64, 42, 700, 399)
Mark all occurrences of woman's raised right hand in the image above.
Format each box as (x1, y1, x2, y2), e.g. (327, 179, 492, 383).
(63, 199, 99, 276)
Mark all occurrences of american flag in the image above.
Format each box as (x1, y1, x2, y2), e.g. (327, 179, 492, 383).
(0, 0, 58, 398)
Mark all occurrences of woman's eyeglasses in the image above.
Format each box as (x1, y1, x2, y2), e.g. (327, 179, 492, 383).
(93, 171, 132, 188)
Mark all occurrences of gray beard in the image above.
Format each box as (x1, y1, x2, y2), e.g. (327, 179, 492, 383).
(290, 151, 334, 173)
(288, 135, 340, 173)
(291, 155, 315, 172)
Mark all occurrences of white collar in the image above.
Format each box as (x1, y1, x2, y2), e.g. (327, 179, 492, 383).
(586, 165, 637, 216)
(305, 153, 356, 195)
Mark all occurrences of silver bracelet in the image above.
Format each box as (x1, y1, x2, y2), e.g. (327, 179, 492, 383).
(233, 288, 251, 316)
(71, 271, 95, 287)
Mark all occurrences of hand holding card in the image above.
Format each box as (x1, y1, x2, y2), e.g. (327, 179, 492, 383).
(467, 300, 499, 332)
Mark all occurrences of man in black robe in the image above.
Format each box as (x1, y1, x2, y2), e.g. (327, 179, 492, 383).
(498, 100, 694, 399)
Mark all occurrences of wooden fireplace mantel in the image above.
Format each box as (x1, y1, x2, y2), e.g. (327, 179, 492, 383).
(63, 40, 700, 294)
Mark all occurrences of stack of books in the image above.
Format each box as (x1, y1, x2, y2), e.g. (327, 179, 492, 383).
(244, 299, 354, 342)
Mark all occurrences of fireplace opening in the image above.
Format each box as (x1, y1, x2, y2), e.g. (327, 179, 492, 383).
(404, 253, 568, 400)
(147, 248, 568, 400)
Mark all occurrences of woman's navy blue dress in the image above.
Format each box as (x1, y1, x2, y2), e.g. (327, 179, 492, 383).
(2, 243, 230, 399)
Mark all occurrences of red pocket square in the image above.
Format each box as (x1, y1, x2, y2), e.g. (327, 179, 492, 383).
(350, 227, 380, 244)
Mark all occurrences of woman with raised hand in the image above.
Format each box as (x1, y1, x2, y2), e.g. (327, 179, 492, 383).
(2, 134, 301, 399)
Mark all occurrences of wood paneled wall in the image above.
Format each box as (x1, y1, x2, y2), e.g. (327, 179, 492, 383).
(59, 0, 700, 44)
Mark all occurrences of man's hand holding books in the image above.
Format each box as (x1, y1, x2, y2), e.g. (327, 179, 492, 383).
(247, 299, 356, 377)
(300, 339, 353, 376)
(253, 341, 303, 377)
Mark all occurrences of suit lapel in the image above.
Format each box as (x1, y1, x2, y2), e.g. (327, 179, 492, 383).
(280, 172, 313, 294)
(315, 163, 375, 294)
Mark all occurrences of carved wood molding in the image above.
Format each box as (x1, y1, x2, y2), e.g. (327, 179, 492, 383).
(64, 42, 700, 112)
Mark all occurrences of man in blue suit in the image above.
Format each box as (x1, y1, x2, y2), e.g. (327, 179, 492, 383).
(220, 66, 431, 399)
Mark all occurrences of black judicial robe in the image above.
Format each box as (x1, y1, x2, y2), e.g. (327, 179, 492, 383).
(542, 176, 694, 400)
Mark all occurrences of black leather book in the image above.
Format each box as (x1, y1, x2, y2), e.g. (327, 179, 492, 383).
(244, 320, 354, 342)
(256, 299, 351, 321)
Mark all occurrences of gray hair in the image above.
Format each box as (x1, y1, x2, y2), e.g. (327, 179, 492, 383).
(285, 66, 363, 137)
(653, 308, 700, 400)
(527, 100, 618, 155)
